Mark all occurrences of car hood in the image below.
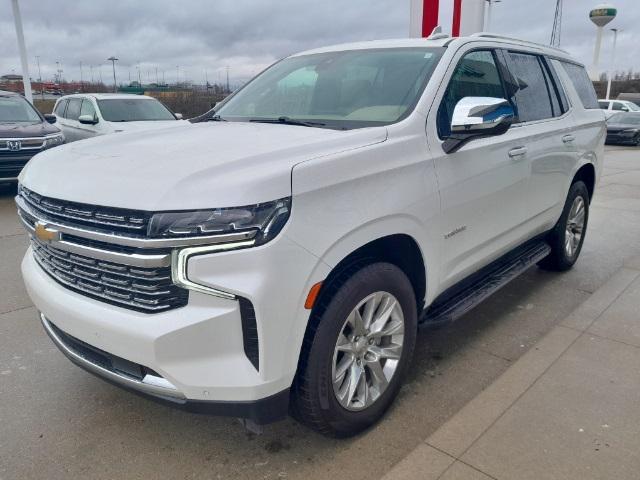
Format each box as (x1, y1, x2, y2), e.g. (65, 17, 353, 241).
(107, 120, 188, 133)
(0, 121, 60, 138)
(20, 121, 387, 210)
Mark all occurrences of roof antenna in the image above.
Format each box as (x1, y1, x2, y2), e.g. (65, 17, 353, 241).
(428, 25, 449, 40)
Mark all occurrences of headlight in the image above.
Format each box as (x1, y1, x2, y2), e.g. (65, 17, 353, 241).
(43, 134, 65, 149)
(148, 197, 291, 246)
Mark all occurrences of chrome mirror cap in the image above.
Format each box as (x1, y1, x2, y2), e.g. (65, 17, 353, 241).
(451, 96, 515, 133)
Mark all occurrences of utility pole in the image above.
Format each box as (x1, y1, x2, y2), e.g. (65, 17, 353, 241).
(107, 56, 118, 92)
(606, 28, 620, 100)
(10, 0, 33, 102)
(176, 65, 180, 86)
(90, 64, 94, 84)
(136, 61, 141, 85)
(80, 60, 84, 91)
(155, 66, 159, 85)
(35, 55, 44, 100)
(226, 66, 230, 93)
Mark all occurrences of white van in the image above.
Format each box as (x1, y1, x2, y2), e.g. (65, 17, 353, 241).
(18, 33, 604, 436)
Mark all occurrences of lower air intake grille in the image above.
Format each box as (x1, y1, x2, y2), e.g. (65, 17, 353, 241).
(239, 297, 259, 371)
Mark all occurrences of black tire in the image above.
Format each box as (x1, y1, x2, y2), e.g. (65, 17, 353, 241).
(291, 262, 417, 437)
(538, 180, 589, 272)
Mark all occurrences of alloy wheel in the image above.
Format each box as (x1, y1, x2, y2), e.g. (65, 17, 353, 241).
(565, 196, 586, 259)
(331, 291, 405, 411)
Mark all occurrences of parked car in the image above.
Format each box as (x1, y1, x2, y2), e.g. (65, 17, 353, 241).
(605, 112, 640, 145)
(17, 34, 604, 437)
(616, 92, 640, 108)
(0, 90, 64, 185)
(598, 98, 640, 119)
(52, 93, 185, 143)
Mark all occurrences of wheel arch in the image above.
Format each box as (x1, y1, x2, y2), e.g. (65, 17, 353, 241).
(571, 162, 596, 203)
(314, 233, 427, 314)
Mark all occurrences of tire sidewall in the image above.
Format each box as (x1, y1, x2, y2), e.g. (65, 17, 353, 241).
(305, 263, 417, 436)
(556, 181, 590, 267)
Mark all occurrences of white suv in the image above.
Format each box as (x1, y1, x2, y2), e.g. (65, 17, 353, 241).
(17, 34, 604, 437)
(52, 93, 185, 143)
(598, 98, 640, 119)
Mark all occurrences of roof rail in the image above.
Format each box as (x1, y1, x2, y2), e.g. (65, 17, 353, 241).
(469, 32, 570, 55)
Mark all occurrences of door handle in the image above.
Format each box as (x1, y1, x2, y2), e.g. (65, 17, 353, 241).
(508, 146, 527, 158)
(562, 134, 575, 144)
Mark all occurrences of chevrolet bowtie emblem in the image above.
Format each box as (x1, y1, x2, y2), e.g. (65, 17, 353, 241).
(34, 222, 61, 242)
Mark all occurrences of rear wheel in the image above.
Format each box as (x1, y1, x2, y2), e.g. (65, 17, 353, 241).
(291, 262, 417, 437)
(538, 181, 589, 271)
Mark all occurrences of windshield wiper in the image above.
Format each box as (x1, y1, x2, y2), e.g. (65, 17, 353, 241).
(249, 116, 325, 127)
(208, 114, 227, 122)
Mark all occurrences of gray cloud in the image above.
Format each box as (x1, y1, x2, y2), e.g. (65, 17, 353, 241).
(0, 0, 636, 86)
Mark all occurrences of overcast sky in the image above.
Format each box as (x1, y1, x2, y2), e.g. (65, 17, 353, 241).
(0, 0, 636, 86)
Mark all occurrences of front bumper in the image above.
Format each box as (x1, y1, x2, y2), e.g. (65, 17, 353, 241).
(22, 233, 330, 422)
(0, 152, 36, 181)
(605, 132, 640, 144)
(41, 313, 289, 423)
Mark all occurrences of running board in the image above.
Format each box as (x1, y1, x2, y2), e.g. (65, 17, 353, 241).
(421, 241, 551, 326)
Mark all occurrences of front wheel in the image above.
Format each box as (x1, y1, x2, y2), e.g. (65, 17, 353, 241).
(538, 180, 589, 271)
(291, 262, 417, 437)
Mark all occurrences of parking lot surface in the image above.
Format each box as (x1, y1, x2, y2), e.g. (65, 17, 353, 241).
(1, 146, 639, 480)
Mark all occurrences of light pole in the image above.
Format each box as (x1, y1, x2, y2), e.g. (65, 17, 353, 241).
(10, 0, 33, 103)
(35, 55, 44, 100)
(80, 60, 84, 92)
(606, 28, 620, 100)
(485, 0, 501, 32)
(107, 56, 118, 92)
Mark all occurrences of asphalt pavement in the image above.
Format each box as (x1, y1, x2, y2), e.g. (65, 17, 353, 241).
(1, 145, 639, 480)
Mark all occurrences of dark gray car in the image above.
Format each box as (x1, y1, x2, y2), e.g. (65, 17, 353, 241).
(0, 90, 64, 184)
(606, 112, 640, 146)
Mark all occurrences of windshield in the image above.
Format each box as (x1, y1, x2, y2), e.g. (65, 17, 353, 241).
(216, 47, 444, 129)
(609, 112, 640, 124)
(97, 98, 176, 122)
(625, 102, 640, 112)
(0, 95, 41, 123)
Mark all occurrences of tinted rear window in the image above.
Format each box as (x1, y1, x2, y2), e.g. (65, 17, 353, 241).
(560, 62, 599, 109)
(507, 52, 558, 122)
(53, 99, 67, 116)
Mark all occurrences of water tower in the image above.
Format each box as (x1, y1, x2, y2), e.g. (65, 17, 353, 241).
(590, 4, 617, 80)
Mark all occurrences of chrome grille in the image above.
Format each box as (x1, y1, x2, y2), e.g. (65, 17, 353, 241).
(19, 185, 149, 235)
(31, 237, 188, 313)
(0, 138, 45, 150)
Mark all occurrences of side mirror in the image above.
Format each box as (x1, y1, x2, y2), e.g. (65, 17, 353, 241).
(43, 114, 57, 124)
(78, 114, 98, 125)
(174, 113, 183, 120)
(621, 106, 629, 112)
(443, 97, 515, 154)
